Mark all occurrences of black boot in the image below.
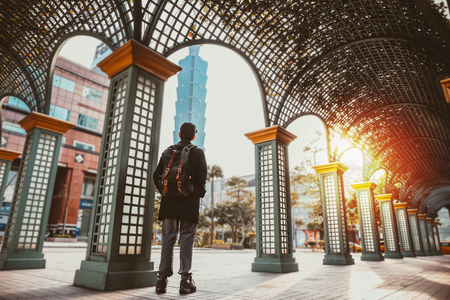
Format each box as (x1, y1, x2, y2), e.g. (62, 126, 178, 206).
(156, 277, 168, 294)
(179, 276, 196, 294)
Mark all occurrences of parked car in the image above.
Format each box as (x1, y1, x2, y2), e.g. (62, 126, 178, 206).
(348, 242, 362, 253)
(441, 241, 450, 255)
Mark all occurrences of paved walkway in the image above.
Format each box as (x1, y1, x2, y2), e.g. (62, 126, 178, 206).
(0, 243, 449, 300)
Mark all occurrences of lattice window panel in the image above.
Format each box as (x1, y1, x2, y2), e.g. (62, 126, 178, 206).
(258, 144, 275, 255)
(433, 227, 441, 252)
(8, 132, 55, 250)
(396, 209, 411, 252)
(277, 144, 289, 255)
(359, 190, 375, 252)
(0, 161, 7, 190)
(118, 74, 156, 256)
(91, 73, 128, 255)
(337, 175, 347, 253)
(419, 219, 430, 252)
(381, 201, 395, 252)
(323, 174, 340, 253)
(426, 222, 436, 250)
(408, 215, 422, 253)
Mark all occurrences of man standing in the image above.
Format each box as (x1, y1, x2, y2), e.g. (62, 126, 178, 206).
(153, 122, 207, 294)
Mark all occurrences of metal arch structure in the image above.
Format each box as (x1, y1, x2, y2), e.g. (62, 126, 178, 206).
(1, 0, 450, 215)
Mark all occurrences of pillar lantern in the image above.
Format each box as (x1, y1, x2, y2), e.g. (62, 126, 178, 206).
(74, 40, 181, 290)
(313, 163, 354, 265)
(245, 126, 298, 273)
(0, 149, 21, 209)
(350, 182, 383, 261)
(432, 221, 443, 255)
(0, 113, 75, 269)
(407, 209, 425, 256)
(393, 203, 415, 257)
(374, 194, 403, 259)
(426, 218, 438, 255)
(417, 214, 433, 256)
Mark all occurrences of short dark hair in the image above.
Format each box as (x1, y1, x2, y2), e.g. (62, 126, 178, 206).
(179, 122, 197, 141)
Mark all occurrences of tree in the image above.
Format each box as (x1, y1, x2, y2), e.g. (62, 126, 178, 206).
(207, 165, 223, 246)
(214, 176, 255, 244)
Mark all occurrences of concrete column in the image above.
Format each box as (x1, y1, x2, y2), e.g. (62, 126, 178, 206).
(313, 163, 354, 265)
(393, 203, 415, 257)
(0, 113, 74, 269)
(374, 194, 403, 259)
(418, 214, 433, 256)
(350, 182, 383, 261)
(74, 40, 181, 290)
(245, 126, 298, 273)
(426, 218, 438, 255)
(432, 221, 443, 255)
(0, 149, 21, 209)
(407, 209, 425, 256)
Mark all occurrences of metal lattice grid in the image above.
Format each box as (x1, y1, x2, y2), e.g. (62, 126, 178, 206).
(396, 209, 411, 252)
(276, 144, 289, 255)
(380, 202, 395, 252)
(119, 74, 157, 256)
(0, 161, 7, 192)
(91, 73, 128, 255)
(359, 190, 375, 252)
(408, 214, 422, 253)
(258, 144, 275, 255)
(419, 219, 430, 252)
(323, 174, 340, 253)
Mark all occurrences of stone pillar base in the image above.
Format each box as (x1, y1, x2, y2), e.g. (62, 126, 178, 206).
(402, 251, 416, 257)
(252, 257, 298, 273)
(361, 252, 384, 261)
(0, 255, 45, 270)
(323, 254, 354, 265)
(74, 260, 156, 291)
(384, 252, 403, 259)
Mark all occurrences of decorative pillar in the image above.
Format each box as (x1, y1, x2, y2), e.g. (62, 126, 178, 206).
(0, 113, 75, 269)
(426, 218, 438, 255)
(417, 214, 433, 256)
(350, 182, 383, 261)
(407, 209, 425, 256)
(393, 203, 415, 257)
(245, 126, 298, 273)
(74, 40, 181, 290)
(374, 194, 403, 259)
(432, 221, 443, 255)
(313, 163, 354, 265)
(0, 149, 21, 209)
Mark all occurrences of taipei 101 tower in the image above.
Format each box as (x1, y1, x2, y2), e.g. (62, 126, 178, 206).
(173, 45, 208, 150)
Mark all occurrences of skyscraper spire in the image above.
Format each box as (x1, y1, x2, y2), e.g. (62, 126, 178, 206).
(173, 45, 208, 150)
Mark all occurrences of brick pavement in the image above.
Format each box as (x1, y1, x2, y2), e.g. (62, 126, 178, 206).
(0, 244, 449, 300)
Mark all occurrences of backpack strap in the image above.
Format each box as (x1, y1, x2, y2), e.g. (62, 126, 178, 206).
(163, 149, 177, 194)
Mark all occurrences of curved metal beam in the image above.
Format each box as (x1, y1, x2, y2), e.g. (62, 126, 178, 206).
(142, 0, 169, 46)
(390, 158, 450, 183)
(374, 136, 449, 160)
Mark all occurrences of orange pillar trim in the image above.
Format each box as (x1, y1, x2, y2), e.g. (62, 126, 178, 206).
(97, 39, 182, 81)
(417, 214, 426, 219)
(393, 202, 407, 209)
(19, 112, 75, 134)
(441, 77, 450, 103)
(313, 162, 349, 176)
(374, 193, 393, 202)
(245, 125, 297, 146)
(407, 209, 419, 215)
(0, 149, 21, 161)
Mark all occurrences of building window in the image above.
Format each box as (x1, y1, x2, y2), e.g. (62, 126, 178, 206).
(82, 86, 103, 103)
(77, 114, 98, 131)
(81, 177, 96, 198)
(49, 105, 70, 121)
(53, 74, 76, 93)
(7, 96, 30, 112)
(3, 121, 26, 134)
(74, 140, 95, 151)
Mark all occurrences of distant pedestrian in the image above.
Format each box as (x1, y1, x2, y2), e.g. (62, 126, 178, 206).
(153, 122, 207, 294)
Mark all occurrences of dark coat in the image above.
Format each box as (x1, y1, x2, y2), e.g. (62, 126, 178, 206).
(153, 140, 207, 223)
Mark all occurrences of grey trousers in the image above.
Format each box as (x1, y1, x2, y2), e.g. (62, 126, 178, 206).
(158, 218, 197, 280)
